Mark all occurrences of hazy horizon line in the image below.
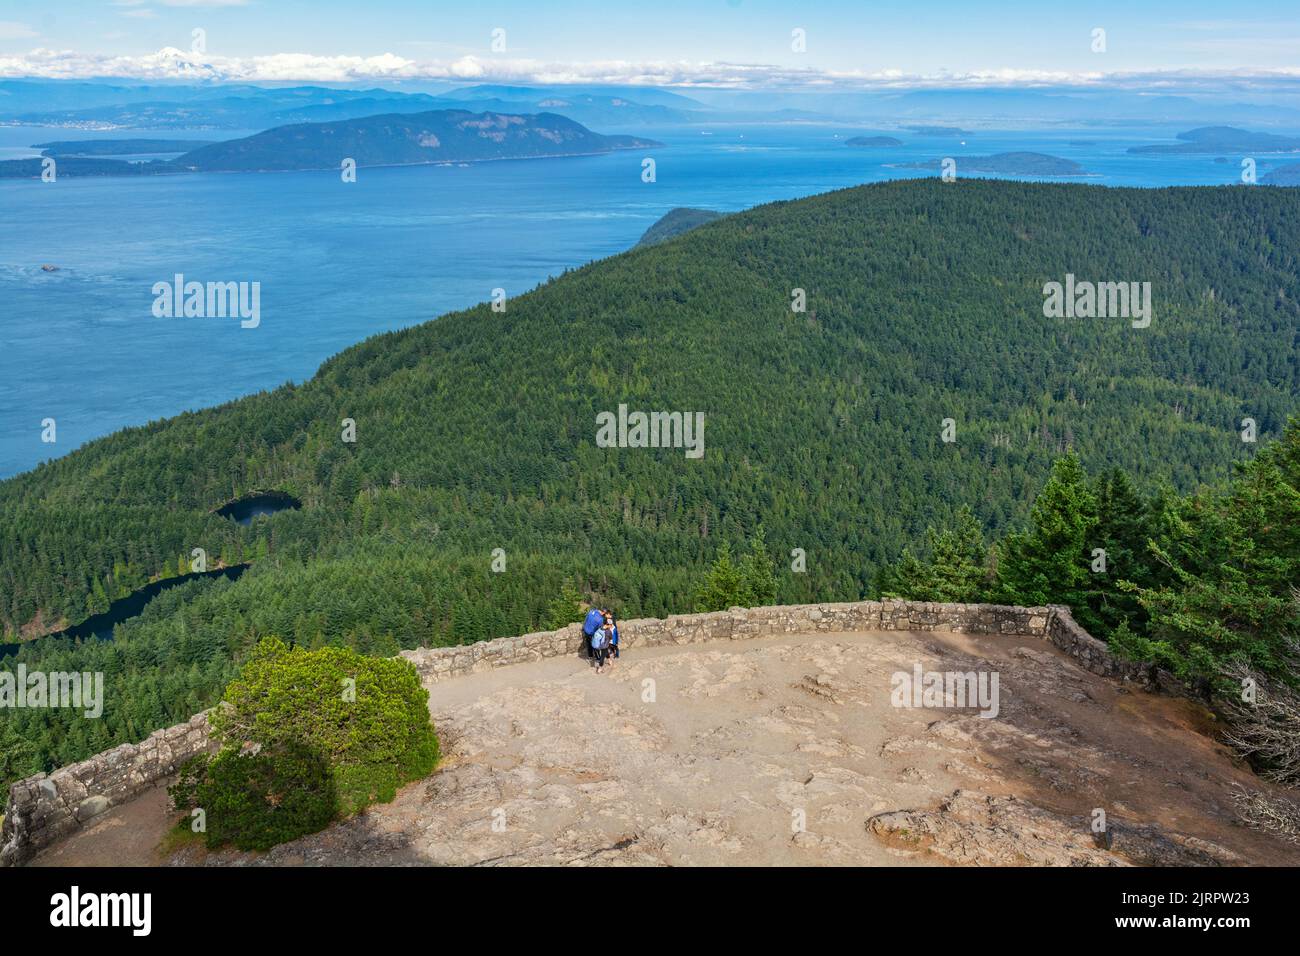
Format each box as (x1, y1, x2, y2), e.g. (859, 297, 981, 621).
(3, 47, 1300, 99)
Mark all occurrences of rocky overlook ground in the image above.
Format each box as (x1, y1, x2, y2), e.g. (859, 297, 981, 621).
(35, 627, 1297, 867)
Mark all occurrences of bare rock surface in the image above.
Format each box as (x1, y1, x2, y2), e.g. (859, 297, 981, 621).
(868, 790, 1236, 866)
(33, 629, 1300, 867)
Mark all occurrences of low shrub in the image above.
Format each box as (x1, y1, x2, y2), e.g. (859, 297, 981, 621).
(171, 743, 336, 851)
(170, 637, 439, 850)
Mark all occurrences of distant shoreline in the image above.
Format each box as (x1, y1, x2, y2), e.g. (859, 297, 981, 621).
(0, 141, 661, 180)
(172, 142, 658, 175)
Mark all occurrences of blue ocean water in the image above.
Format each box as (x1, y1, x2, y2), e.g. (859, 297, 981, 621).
(0, 122, 1284, 478)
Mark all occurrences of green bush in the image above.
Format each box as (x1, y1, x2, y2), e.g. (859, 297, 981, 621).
(171, 744, 336, 851)
(170, 637, 440, 850)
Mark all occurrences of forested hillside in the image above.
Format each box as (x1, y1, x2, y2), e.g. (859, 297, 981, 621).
(880, 421, 1300, 684)
(2, 179, 1297, 787)
(636, 207, 725, 246)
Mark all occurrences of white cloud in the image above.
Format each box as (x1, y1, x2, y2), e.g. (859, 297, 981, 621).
(1, 45, 1299, 93)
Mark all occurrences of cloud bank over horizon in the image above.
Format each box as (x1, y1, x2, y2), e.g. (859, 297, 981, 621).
(2, 45, 1300, 97)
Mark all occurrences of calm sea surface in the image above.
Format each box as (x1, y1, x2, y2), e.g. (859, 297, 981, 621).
(0, 122, 1286, 478)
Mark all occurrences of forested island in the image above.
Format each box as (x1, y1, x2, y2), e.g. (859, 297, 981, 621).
(32, 139, 217, 156)
(1, 178, 1296, 792)
(174, 109, 661, 172)
(1128, 126, 1300, 155)
(0, 157, 183, 178)
(900, 151, 1086, 175)
(0, 109, 662, 178)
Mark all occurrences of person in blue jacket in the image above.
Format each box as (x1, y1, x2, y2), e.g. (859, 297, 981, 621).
(604, 613, 620, 664)
(582, 606, 605, 659)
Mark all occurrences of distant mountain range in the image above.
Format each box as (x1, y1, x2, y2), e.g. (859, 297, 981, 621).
(0, 80, 699, 130)
(0, 110, 661, 177)
(676, 87, 1300, 127)
(0, 80, 830, 131)
(900, 124, 968, 136)
(274, 91, 696, 130)
(9, 79, 1300, 134)
(447, 84, 707, 111)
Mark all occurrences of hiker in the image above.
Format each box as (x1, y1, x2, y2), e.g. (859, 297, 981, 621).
(582, 606, 605, 659)
(590, 620, 610, 673)
(604, 613, 620, 665)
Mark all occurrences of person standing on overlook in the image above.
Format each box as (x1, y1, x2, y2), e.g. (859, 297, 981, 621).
(582, 606, 606, 660)
(590, 621, 610, 674)
(604, 613, 620, 667)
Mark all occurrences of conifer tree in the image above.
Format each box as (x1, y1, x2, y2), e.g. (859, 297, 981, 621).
(879, 505, 991, 603)
(739, 527, 778, 607)
(996, 454, 1098, 610)
(1125, 422, 1300, 681)
(695, 541, 747, 612)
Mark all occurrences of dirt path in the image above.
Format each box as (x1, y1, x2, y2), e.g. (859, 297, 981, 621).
(31, 784, 172, 867)
(31, 628, 1300, 867)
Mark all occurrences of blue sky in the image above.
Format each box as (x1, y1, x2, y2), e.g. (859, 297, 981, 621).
(2, 1, 1299, 87)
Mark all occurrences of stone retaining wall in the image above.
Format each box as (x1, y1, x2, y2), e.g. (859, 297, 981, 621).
(395, 601, 1061, 683)
(0, 711, 214, 867)
(1045, 606, 1194, 696)
(1, 600, 1147, 867)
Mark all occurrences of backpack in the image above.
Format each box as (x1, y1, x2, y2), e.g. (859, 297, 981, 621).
(591, 628, 608, 650)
